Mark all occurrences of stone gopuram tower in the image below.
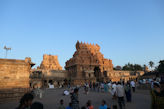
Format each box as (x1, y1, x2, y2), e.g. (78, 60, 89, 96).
(65, 41, 113, 85)
(40, 54, 62, 70)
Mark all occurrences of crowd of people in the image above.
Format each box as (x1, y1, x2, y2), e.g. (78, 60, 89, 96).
(60, 88, 116, 109)
(83, 80, 136, 105)
(15, 79, 139, 109)
(60, 80, 137, 109)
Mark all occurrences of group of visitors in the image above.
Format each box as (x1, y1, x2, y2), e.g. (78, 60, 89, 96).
(59, 88, 113, 109)
(65, 80, 136, 109)
(84, 80, 135, 94)
(83, 80, 136, 109)
(59, 99, 112, 109)
(16, 80, 137, 109)
(84, 82, 111, 93)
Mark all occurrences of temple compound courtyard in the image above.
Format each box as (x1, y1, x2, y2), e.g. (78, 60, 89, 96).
(0, 41, 151, 108)
(0, 87, 151, 109)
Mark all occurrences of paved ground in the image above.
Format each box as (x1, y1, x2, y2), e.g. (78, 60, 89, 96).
(0, 88, 151, 109)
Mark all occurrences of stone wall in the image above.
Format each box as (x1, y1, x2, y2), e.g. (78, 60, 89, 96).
(30, 69, 68, 88)
(44, 70, 67, 79)
(109, 70, 145, 82)
(0, 58, 33, 103)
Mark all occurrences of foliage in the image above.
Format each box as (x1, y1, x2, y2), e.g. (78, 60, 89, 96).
(157, 60, 164, 73)
(149, 61, 154, 68)
(122, 63, 143, 71)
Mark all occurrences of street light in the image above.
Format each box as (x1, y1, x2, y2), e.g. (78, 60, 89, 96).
(4, 46, 11, 58)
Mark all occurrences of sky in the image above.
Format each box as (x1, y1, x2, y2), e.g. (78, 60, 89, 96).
(0, 0, 164, 69)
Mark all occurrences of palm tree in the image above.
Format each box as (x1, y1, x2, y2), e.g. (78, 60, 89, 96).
(149, 61, 154, 69)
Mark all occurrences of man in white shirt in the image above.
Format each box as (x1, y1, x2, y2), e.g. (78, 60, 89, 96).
(112, 82, 117, 93)
(108, 82, 111, 89)
(130, 80, 135, 92)
(116, 82, 125, 109)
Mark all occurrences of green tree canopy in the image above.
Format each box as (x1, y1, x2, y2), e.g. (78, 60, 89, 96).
(149, 61, 154, 68)
(122, 63, 143, 71)
(157, 60, 164, 73)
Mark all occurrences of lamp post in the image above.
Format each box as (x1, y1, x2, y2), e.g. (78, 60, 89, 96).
(4, 46, 11, 58)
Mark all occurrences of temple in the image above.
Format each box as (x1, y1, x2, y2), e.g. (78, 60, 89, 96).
(0, 41, 145, 102)
(30, 54, 66, 88)
(65, 41, 144, 85)
(65, 41, 113, 84)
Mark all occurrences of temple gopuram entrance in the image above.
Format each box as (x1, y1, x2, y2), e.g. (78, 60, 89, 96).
(94, 66, 101, 82)
(65, 41, 114, 84)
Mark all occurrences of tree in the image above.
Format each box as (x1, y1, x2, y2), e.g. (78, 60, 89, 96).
(157, 60, 164, 73)
(133, 64, 143, 71)
(122, 63, 133, 71)
(149, 61, 154, 69)
(122, 63, 143, 71)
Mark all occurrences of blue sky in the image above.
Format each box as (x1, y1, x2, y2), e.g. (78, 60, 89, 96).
(0, 0, 164, 69)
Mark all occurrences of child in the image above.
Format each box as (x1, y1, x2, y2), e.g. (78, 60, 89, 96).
(86, 100, 93, 109)
(58, 99, 65, 109)
(99, 100, 107, 109)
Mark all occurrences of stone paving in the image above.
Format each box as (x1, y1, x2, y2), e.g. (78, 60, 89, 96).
(0, 88, 151, 109)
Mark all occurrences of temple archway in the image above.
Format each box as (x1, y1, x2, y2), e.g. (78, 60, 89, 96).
(94, 66, 101, 81)
(103, 71, 107, 77)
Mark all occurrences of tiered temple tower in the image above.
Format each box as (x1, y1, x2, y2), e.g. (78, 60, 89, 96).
(65, 41, 113, 84)
(39, 54, 62, 70)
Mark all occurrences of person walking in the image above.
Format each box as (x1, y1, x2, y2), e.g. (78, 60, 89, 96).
(130, 80, 135, 92)
(110, 82, 117, 109)
(116, 82, 125, 109)
(124, 82, 131, 102)
(104, 83, 108, 93)
(58, 99, 65, 109)
(71, 88, 80, 109)
(84, 83, 89, 94)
